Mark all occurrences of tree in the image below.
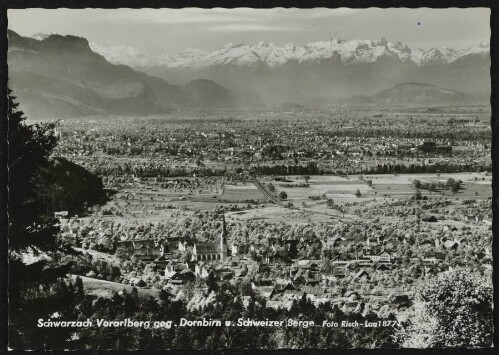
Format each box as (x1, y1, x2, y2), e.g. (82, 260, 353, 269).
(279, 191, 288, 201)
(451, 180, 462, 194)
(7, 90, 104, 349)
(355, 189, 362, 198)
(8, 90, 59, 252)
(8, 90, 75, 349)
(412, 179, 422, 189)
(396, 269, 492, 348)
(267, 183, 276, 192)
(303, 175, 311, 183)
(445, 178, 456, 189)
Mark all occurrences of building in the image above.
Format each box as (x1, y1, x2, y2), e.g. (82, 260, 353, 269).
(130, 239, 164, 261)
(191, 216, 228, 263)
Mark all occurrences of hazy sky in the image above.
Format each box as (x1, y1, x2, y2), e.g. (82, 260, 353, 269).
(8, 8, 490, 54)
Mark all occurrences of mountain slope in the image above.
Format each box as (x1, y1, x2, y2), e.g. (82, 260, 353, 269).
(8, 30, 239, 118)
(375, 82, 469, 104)
(341, 82, 483, 106)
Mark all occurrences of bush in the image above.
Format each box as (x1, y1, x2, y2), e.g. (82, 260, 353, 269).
(397, 269, 492, 348)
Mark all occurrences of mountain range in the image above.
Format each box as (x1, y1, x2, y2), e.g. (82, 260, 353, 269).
(89, 37, 489, 69)
(8, 30, 245, 118)
(8, 31, 490, 118)
(88, 37, 490, 105)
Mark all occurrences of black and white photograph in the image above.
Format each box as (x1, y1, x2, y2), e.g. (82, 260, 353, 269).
(5, 6, 495, 350)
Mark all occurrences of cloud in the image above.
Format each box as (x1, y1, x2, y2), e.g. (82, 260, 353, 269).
(97, 7, 359, 25)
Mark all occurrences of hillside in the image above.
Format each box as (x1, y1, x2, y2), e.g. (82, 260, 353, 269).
(7, 30, 240, 118)
(340, 82, 485, 106)
(374, 82, 472, 105)
(36, 157, 107, 215)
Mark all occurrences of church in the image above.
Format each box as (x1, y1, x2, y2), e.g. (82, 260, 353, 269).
(191, 216, 228, 263)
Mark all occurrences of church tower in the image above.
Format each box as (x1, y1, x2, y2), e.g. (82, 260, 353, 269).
(220, 215, 228, 264)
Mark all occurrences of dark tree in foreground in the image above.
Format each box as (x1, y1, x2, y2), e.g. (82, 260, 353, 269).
(8, 90, 59, 251)
(7, 90, 74, 349)
(396, 269, 492, 348)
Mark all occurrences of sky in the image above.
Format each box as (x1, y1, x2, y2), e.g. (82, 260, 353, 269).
(8, 8, 491, 55)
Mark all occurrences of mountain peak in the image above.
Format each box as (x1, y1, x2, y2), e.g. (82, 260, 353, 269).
(373, 37, 388, 46)
(9, 30, 92, 54)
(31, 32, 56, 41)
(87, 35, 490, 71)
(256, 41, 271, 47)
(329, 38, 345, 44)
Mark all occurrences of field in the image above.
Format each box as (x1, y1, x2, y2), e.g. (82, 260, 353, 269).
(273, 172, 491, 203)
(86, 172, 491, 226)
(68, 275, 161, 299)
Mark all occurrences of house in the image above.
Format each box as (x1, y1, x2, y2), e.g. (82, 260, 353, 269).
(231, 242, 238, 256)
(251, 279, 274, 288)
(194, 263, 210, 278)
(159, 234, 190, 252)
(254, 286, 274, 299)
(191, 216, 228, 262)
(164, 269, 177, 280)
(153, 255, 171, 268)
(376, 263, 391, 271)
(332, 253, 355, 263)
(302, 286, 327, 296)
(361, 247, 392, 263)
(423, 252, 446, 263)
(353, 270, 370, 281)
(372, 251, 392, 263)
(390, 295, 412, 310)
(272, 283, 295, 295)
(465, 215, 483, 223)
(283, 290, 305, 301)
(131, 239, 163, 261)
(422, 215, 438, 223)
(171, 269, 195, 284)
(345, 291, 361, 302)
(213, 266, 234, 281)
(443, 239, 459, 250)
(361, 246, 372, 258)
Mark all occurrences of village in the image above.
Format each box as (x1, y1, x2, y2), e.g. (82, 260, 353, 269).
(58, 171, 492, 323)
(45, 104, 492, 325)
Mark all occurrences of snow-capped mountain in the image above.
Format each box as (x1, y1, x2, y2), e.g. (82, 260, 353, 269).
(88, 42, 209, 68)
(25, 33, 490, 106)
(88, 37, 489, 69)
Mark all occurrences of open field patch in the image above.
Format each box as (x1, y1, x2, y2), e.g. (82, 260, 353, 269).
(69, 274, 161, 299)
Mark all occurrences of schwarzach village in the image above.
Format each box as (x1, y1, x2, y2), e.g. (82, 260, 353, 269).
(7, 8, 493, 350)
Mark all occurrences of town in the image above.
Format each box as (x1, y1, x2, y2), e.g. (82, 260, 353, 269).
(50, 105, 492, 325)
